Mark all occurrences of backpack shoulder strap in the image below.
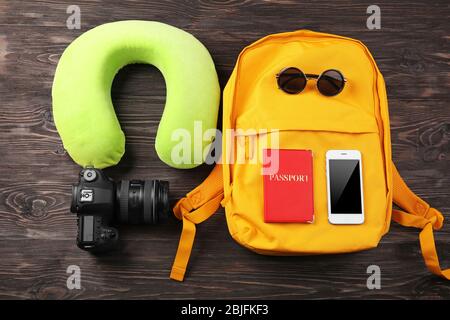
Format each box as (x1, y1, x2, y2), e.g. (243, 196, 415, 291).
(170, 164, 224, 281)
(391, 162, 449, 279)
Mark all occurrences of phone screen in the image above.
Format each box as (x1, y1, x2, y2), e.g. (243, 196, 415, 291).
(329, 159, 362, 214)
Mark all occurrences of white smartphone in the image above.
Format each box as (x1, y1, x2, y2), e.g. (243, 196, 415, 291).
(326, 150, 364, 225)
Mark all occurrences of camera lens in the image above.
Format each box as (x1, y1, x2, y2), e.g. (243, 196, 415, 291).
(117, 179, 169, 224)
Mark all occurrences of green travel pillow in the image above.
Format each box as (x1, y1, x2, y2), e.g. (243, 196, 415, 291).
(52, 21, 220, 169)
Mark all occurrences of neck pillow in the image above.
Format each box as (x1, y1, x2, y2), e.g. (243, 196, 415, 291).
(52, 21, 220, 169)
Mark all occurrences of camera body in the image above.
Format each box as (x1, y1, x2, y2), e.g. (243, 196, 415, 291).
(71, 168, 169, 252)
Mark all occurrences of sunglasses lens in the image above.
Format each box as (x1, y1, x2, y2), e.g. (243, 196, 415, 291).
(277, 67, 306, 94)
(317, 70, 345, 96)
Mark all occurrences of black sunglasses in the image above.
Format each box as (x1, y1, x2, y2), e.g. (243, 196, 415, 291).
(276, 67, 346, 96)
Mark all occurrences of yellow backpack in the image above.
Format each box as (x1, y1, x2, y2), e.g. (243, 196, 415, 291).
(170, 30, 448, 282)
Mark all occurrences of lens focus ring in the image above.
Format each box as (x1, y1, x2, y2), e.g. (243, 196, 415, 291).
(118, 180, 129, 223)
(116, 179, 169, 225)
(143, 180, 154, 224)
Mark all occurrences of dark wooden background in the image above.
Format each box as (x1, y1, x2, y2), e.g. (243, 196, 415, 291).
(0, 0, 449, 300)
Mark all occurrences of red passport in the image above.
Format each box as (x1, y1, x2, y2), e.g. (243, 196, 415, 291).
(263, 149, 314, 223)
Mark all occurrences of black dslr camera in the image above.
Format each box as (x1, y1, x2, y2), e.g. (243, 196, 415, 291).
(71, 168, 169, 252)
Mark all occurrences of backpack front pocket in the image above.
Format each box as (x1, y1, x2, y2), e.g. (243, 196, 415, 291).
(225, 126, 389, 255)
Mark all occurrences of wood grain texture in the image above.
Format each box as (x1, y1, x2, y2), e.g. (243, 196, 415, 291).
(0, 0, 449, 299)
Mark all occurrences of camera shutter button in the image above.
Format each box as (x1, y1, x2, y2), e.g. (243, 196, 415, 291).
(83, 169, 97, 182)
